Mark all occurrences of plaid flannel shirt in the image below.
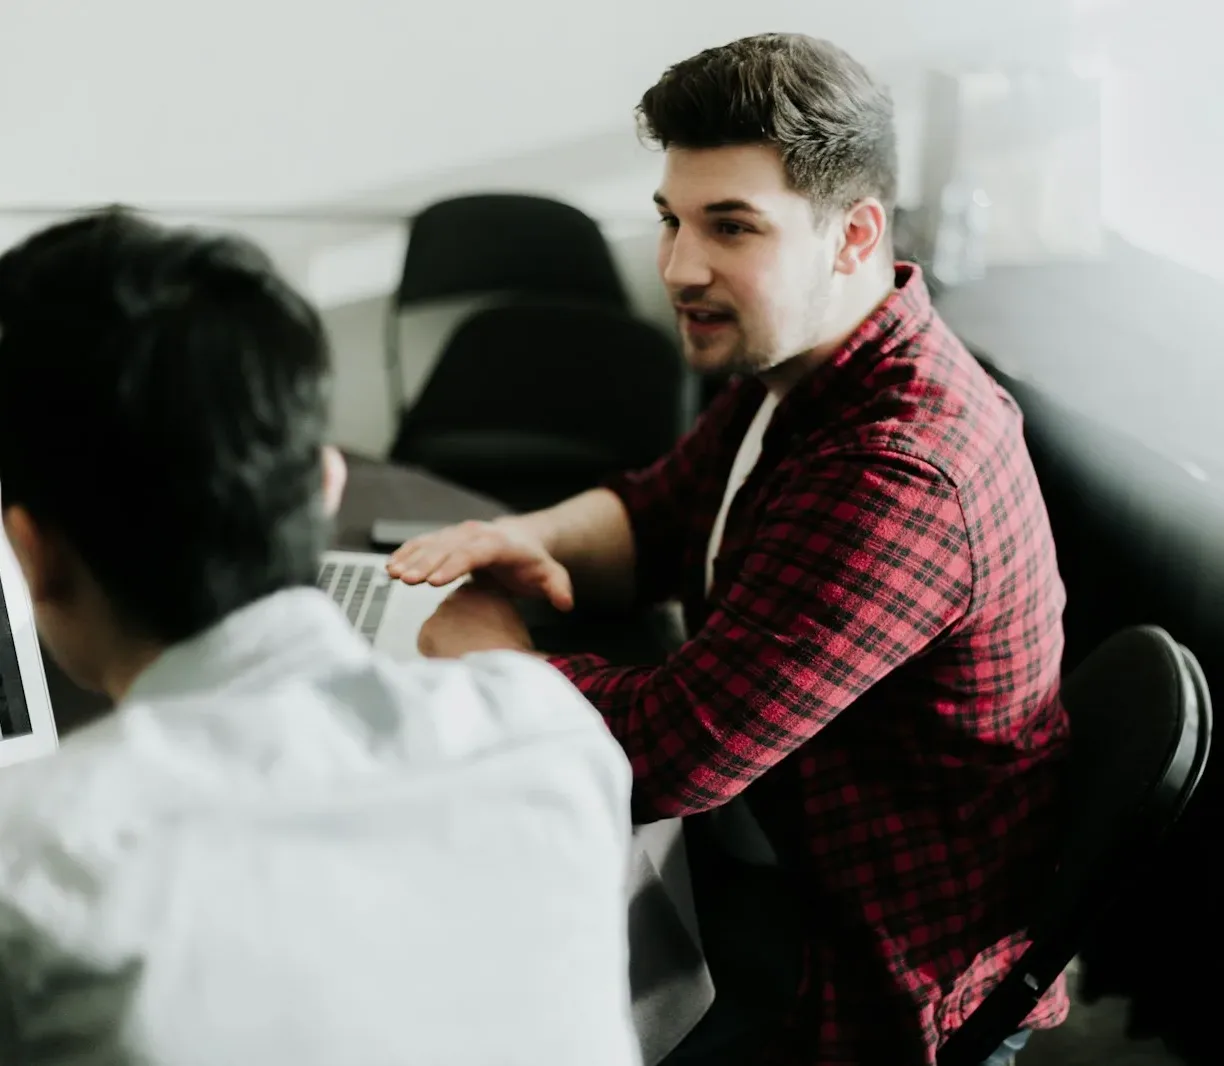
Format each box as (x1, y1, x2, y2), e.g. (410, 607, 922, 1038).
(548, 265, 1071, 1065)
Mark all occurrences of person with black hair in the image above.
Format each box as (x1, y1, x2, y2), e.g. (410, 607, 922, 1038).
(0, 208, 640, 1066)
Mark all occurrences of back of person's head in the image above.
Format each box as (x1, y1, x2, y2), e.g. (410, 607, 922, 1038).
(637, 33, 898, 218)
(0, 207, 332, 646)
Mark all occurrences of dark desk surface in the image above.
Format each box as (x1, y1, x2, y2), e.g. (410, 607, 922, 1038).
(41, 454, 711, 1066)
(337, 453, 689, 663)
(334, 453, 506, 544)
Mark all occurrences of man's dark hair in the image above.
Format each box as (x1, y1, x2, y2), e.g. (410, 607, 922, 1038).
(637, 33, 898, 215)
(0, 207, 332, 644)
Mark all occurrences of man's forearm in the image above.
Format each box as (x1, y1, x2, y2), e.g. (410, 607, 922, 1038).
(497, 489, 637, 611)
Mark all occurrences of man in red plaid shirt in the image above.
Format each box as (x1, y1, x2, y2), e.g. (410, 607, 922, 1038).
(393, 33, 1070, 1066)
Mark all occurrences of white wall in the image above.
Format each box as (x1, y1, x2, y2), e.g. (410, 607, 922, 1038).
(2, 0, 1081, 454)
(1, 1, 1071, 211)
(3, 2, 1216, 455)
(1074, 0, 1224, 282)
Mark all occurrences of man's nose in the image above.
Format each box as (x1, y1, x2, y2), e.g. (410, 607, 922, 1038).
(660, 229, 713, 290)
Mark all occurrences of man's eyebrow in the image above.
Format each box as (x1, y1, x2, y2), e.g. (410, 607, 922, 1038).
(702, 199, 762, 216)
(651, 192, 763, 216)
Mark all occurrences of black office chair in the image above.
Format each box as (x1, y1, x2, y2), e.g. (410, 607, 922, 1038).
(393, 193, 629, 311)
(389, 301, 688, 512)
(963, 351, 1224, 1062)
(382, 194, 640, 463)
(937, 625, 1213, 1066)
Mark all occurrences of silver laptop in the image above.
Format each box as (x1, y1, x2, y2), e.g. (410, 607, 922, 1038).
(0, 525, 59, 765)
(317, 547, 462, 660)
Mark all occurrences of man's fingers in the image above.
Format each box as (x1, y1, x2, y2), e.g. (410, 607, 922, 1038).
(387, 540, 421, 567)
(387, 547, 424, 578)
(421, 530, 506, 584)
(388, 537, 436, 575)
(390, 532, 495, 585)
(423, 552, 476, 586)
(389, 525, 485, 579)
(389, 544, 446, 581)
(542, 562, 575, 612)
(386, 524, 567, 606)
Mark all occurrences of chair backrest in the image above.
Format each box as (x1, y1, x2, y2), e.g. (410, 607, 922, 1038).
(937, 626, 1213, 1066)
(971, 354, 1224, 1061)
(388, 302, 688, 508)
(975, 354, 1224, 673)
(393, 194, 629, 311)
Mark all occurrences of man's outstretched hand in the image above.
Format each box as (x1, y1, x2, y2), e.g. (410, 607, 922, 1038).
(386, 519, 574, 612)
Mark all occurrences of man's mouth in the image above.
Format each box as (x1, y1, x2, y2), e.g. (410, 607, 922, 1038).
(678, 307, 735, 329)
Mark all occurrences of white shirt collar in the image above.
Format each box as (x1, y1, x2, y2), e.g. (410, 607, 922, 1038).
(125, 587, 369, 706)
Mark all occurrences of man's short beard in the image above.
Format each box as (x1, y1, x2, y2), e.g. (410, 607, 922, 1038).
(719, 346, 778, 377)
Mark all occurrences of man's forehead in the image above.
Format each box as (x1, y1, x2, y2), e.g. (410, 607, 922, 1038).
(655, 144, 796, 212)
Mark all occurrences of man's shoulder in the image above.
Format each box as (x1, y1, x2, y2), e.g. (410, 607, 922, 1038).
(377, 650, 620, 742)
(0, 652, 628, 852)
(358, 650, 633, 797)
(0, 713, 129, 822)
(824, 319, 1026, 487)
(0, 718, 144, 941)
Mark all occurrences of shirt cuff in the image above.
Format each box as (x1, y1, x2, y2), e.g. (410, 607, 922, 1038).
(544, 652, 610, 683)
(600, 469, 653, 529)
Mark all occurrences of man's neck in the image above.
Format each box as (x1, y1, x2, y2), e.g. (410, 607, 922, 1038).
(99, 639, 165, 704)
(763, 267, 896, 394)
(54, 635, 164, 737)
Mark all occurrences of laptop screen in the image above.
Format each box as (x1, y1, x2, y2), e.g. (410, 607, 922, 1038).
(0, 525, 59, 766)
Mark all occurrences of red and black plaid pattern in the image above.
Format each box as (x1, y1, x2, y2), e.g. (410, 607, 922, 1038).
(548, 265, 1071, 1064)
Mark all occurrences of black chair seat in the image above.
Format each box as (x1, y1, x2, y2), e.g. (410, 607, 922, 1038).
(971, 352, 1224, 1062)
(937, 626, 1213, 1066)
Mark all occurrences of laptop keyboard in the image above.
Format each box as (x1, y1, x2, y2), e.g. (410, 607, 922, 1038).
(317, 560, 392, 642)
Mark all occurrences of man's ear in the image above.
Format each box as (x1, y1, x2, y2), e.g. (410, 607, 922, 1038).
(321, 445, 348, 519)
(2, 504, 70, 605)
(833, 198, 888, 276)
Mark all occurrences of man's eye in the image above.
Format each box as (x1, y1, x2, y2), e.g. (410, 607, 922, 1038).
(717, 221, 748, 237)
(657, 214, 679, 229)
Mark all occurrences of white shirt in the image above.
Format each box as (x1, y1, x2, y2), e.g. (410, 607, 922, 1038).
(704, 389, 783, 867)
(705, 390, 781, 593)
(0, 589, 640, 1066)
